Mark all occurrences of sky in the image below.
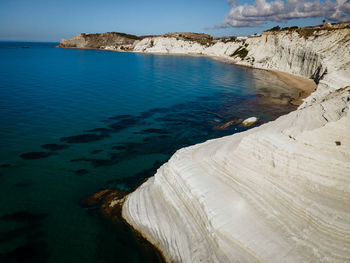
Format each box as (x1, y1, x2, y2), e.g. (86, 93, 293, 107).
(0, 0, 349, 42)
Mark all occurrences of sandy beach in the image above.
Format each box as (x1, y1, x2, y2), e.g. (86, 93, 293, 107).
(269, 69, 316, 105)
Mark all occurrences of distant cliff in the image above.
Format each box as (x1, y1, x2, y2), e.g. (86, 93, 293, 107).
(57, 32, 140, 50)
(57, 32, 217, 51)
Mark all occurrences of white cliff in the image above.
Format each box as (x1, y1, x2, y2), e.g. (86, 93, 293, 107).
(120, 27, 350, 262)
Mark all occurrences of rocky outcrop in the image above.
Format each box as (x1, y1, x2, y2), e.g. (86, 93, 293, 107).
(59, 26, 350, 262)
(57, 32, 140, 51)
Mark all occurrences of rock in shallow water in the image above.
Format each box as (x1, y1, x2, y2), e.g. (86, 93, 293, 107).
(213, 119, 243, 130)
(60, 133, 109, 143)
(241, 117, 259, 127)
(91, 149, 103, 154)
(0, 211, 47, 222)
(41, 143, 70, 151)
(20, 152, 52, 160)
(75, 169, 89, 175)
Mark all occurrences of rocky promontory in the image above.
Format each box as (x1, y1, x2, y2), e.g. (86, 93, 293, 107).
(57, 32, 140, 51)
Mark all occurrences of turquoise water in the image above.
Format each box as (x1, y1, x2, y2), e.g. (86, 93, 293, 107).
(0, 42, 298, 262)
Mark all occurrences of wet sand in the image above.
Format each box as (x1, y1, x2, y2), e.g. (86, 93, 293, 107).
(269, 70, 316, 105)
(209, 55, 317, 106)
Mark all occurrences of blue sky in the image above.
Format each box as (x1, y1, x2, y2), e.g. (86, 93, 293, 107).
(0, 0, 348, 41)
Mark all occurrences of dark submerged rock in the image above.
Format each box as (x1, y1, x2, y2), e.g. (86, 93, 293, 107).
(0, 241, 50, 262)
(60, 133, 109, 143)
(213, 119, 243, 130)
(112, 145, 127, 151)
(0, 163, 11, 168)
(91, 149, 103, 154)
(134, 128, 171, 135)
(14, 183, 30, 188)
(0, 211, 47, 222)
(108, 117, 140, 131)
(0, 224, 36, 243)
(41, 143, 70, 151)
(157, 135, 170, 139)
(108, 114, 132, 120)
(105, 160, 163, 191)
(75, 169, 89, 175)
(79, 188, 165, 262)
(85, 128, 113, 133)
(0, 210, 48, 261)
(20, 152, 52, 160)
(71, 158, 115, 167)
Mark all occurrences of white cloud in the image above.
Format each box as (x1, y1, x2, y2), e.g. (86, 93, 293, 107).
(216, 0, 350, 28)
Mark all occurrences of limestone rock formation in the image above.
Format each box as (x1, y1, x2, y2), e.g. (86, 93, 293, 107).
(123, 27, 350, 262)
(59, 25, 350, 262)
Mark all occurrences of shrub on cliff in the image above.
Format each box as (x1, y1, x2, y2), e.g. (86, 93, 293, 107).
(230, 46, 248, 59)
(265, 26, 281, 32)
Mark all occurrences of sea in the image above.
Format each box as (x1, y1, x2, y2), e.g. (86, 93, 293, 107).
(0, 41, 298, 263)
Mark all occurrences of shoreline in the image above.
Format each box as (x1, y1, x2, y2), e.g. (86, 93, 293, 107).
(269, 69, 316, 105)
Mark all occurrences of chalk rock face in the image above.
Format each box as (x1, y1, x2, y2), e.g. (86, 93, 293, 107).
(133, 37, 206, 54)
(123, 86, 350, 262)
(123, 28, 350, 262)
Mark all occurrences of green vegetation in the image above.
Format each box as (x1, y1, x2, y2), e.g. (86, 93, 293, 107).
(282, 26, 299, 30)
(266, 26, 281, 32)
(296, 27, 340, 38)
(265, 25, 298, 32)
(220, 37, 237, 43)
(111, 32, 140, 40)
(149, 40, 154, 48)
(181, 35, 214, 46)
(297, 28, 318, 38)
(263, 23, 350, 38)
(164, 33, 215, 46)
(230, 46, 249, 59)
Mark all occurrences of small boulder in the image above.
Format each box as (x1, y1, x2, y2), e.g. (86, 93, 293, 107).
(242, 117, 259, 127)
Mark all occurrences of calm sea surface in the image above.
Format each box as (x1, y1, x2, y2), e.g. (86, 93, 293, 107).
(0, 42, 298, 262)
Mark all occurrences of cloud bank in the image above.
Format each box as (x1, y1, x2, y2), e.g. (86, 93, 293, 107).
(217, 0, 350, 28)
